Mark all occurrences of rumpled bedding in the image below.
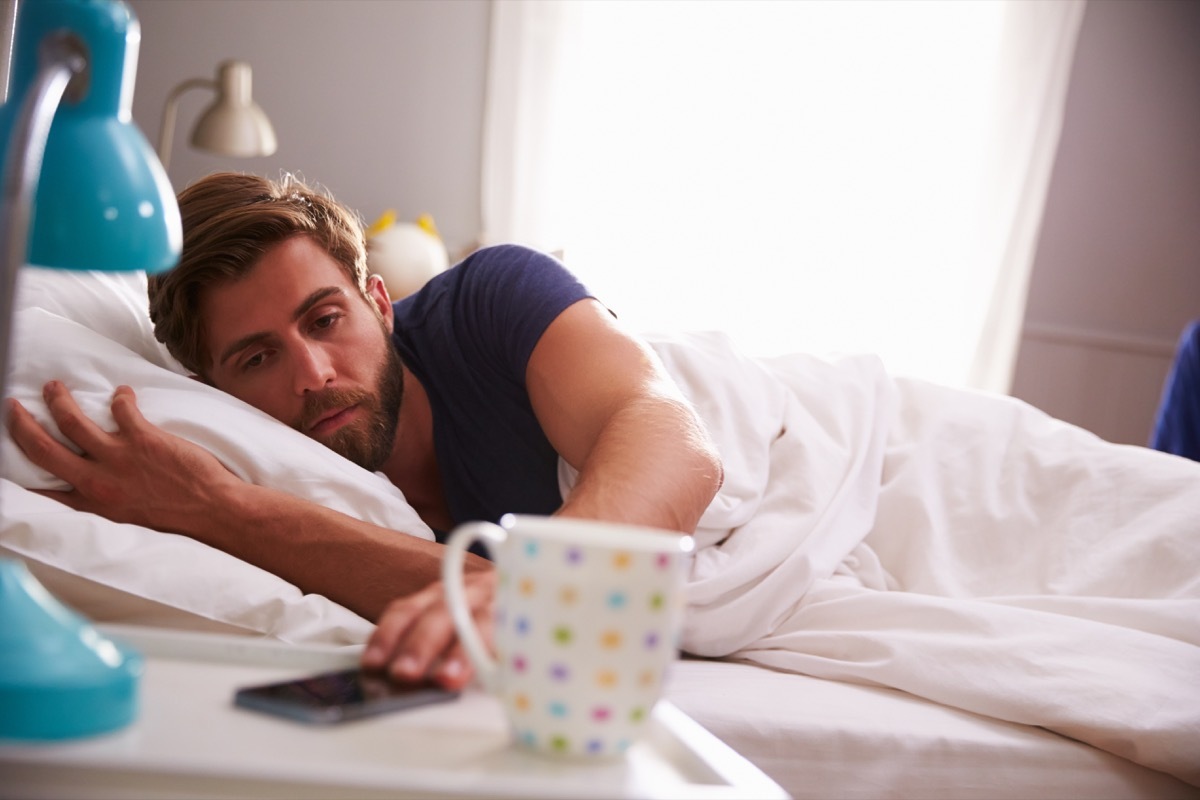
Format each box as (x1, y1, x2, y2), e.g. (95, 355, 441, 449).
(567, 331, 1200, 786)
(8, 264, 1198, 784)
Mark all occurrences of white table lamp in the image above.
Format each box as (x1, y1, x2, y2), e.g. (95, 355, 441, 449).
(157, 59, 277, 171)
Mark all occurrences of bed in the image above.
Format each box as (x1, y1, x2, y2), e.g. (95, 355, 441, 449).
(3, 266, 1198, 799)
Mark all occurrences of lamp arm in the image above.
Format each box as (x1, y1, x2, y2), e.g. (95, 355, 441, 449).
(0, 32, 86, 413)
(157, 77, 214, 171)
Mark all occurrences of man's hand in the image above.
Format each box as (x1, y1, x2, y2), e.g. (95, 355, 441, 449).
(5, 380, 238, 534)
(362, 568, 497, 691)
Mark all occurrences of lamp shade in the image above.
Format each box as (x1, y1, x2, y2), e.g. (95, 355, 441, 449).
(189, 60, 277, 159)
(0, 0, 181, 273)
(0, 559, 143, 739)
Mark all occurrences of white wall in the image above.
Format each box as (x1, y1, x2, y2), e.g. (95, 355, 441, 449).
(125, 0, 491, 258)
(1009, 0, 1200, 445)
(10, 0, 1193, 447)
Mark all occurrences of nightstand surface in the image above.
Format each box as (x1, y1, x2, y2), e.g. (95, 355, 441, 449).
(0, 625, 788, 799)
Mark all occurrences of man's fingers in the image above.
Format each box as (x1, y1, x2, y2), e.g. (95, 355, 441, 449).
(430, 590, 494, 689)
(109, 385, 148, 431)
(363, 582, 454, 675)
(362, 593, 426, 669)
(384, 588, 462, 682)
(362, 569, 498, 688)
(5, 397, 86, 484)
(41, 380, 108, 454)
(432, 641, 475, 691)
(362, 581, 466, 683)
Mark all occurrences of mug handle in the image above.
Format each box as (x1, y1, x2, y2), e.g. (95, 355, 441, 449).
(442, 520, 507, 692)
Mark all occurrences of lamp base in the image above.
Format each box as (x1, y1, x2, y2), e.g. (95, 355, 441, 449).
(0, 558, 142, 740)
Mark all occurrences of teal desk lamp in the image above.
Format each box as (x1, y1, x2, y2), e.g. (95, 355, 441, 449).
(0, 0, 181, 740)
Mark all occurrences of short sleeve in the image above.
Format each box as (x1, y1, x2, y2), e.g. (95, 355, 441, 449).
(388, 245, 595, 529)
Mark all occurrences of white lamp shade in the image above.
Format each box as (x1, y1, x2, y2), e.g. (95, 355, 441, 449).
(189, 61, 277, 158)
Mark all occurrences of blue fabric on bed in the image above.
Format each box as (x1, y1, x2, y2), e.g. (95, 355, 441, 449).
(1150, 320, 1200, 461)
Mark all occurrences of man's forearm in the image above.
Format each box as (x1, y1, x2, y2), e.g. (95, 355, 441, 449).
(8, 377, 487, 626)
(189, 481, 488, 622)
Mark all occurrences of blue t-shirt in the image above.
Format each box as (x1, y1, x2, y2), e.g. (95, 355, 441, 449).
(390, 244, 593, 540)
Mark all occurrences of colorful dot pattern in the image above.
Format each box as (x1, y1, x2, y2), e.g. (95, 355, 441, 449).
(494, 535, 686, 758)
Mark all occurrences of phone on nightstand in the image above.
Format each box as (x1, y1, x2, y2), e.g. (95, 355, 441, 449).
(234, 667, 459, 724)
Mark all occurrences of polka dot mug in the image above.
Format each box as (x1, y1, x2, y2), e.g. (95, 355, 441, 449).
(443, 514, 694, 759)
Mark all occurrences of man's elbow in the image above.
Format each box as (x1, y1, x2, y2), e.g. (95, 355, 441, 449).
(682, 418, 724, 532)
(699, 443, 724, 502)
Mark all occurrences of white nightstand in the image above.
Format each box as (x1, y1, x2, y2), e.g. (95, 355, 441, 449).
(0, 625, 788, 799)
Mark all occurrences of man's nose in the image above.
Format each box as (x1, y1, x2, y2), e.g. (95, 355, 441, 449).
(292, 342, 336, 393)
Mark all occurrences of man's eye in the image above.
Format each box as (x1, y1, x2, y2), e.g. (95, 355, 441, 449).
(313, 312, 342, 330)
(242, 352, 267, 371)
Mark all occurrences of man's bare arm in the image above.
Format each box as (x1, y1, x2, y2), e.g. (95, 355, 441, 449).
(365, 299, 723, 689)
(528, 298, 724, 533)
(5, 381, 488, 623)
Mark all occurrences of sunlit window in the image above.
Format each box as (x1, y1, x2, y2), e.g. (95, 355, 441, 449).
(544, 1, 1005, 385)
(486, 0, 1080, 389)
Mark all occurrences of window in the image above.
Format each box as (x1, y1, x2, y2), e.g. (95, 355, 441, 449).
(484, 0, 1084, 389)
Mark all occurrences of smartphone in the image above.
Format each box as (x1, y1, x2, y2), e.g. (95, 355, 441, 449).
(233, 667, 459, 724)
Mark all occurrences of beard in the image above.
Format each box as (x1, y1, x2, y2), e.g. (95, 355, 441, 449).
(294, 335, 404, 472)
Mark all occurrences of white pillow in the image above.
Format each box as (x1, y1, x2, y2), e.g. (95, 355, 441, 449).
(0, 480, 375, 644)
(0, 267, 432, 644)
(12, 266, 182, 371)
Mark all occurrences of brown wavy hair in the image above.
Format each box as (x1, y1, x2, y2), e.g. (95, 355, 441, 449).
(148, 172, 369, 378)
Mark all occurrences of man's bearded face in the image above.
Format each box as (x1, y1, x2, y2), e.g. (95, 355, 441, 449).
(294, 331, 404, 471)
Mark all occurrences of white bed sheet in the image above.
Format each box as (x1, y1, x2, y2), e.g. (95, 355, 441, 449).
(665, 658, 1200, 799)
(612, 332, 1200, 786)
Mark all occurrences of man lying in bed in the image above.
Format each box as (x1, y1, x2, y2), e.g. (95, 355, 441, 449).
(5, 171, 724, 690)
(10, 172, 1200, 786)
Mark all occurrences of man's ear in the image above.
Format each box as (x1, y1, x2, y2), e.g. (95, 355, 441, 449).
(365, 274, 394, 332)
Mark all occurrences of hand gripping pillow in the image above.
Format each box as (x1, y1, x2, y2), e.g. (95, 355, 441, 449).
(0, 268, 432, 644)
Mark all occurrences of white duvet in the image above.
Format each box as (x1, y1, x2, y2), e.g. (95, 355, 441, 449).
(610, 331, 1200, 787)
(3, 269, 1197, 786)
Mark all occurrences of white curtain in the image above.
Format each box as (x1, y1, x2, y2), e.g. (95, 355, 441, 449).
(482, 0, 1084, 391)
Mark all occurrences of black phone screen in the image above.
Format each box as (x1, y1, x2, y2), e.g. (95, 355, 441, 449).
(234, 668, 459, 724)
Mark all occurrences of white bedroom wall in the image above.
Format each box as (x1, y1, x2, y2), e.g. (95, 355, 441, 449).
(124, 0, 490, 258)
(46, 0, 1196, 448)
(1009, 0, 1200, 446)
